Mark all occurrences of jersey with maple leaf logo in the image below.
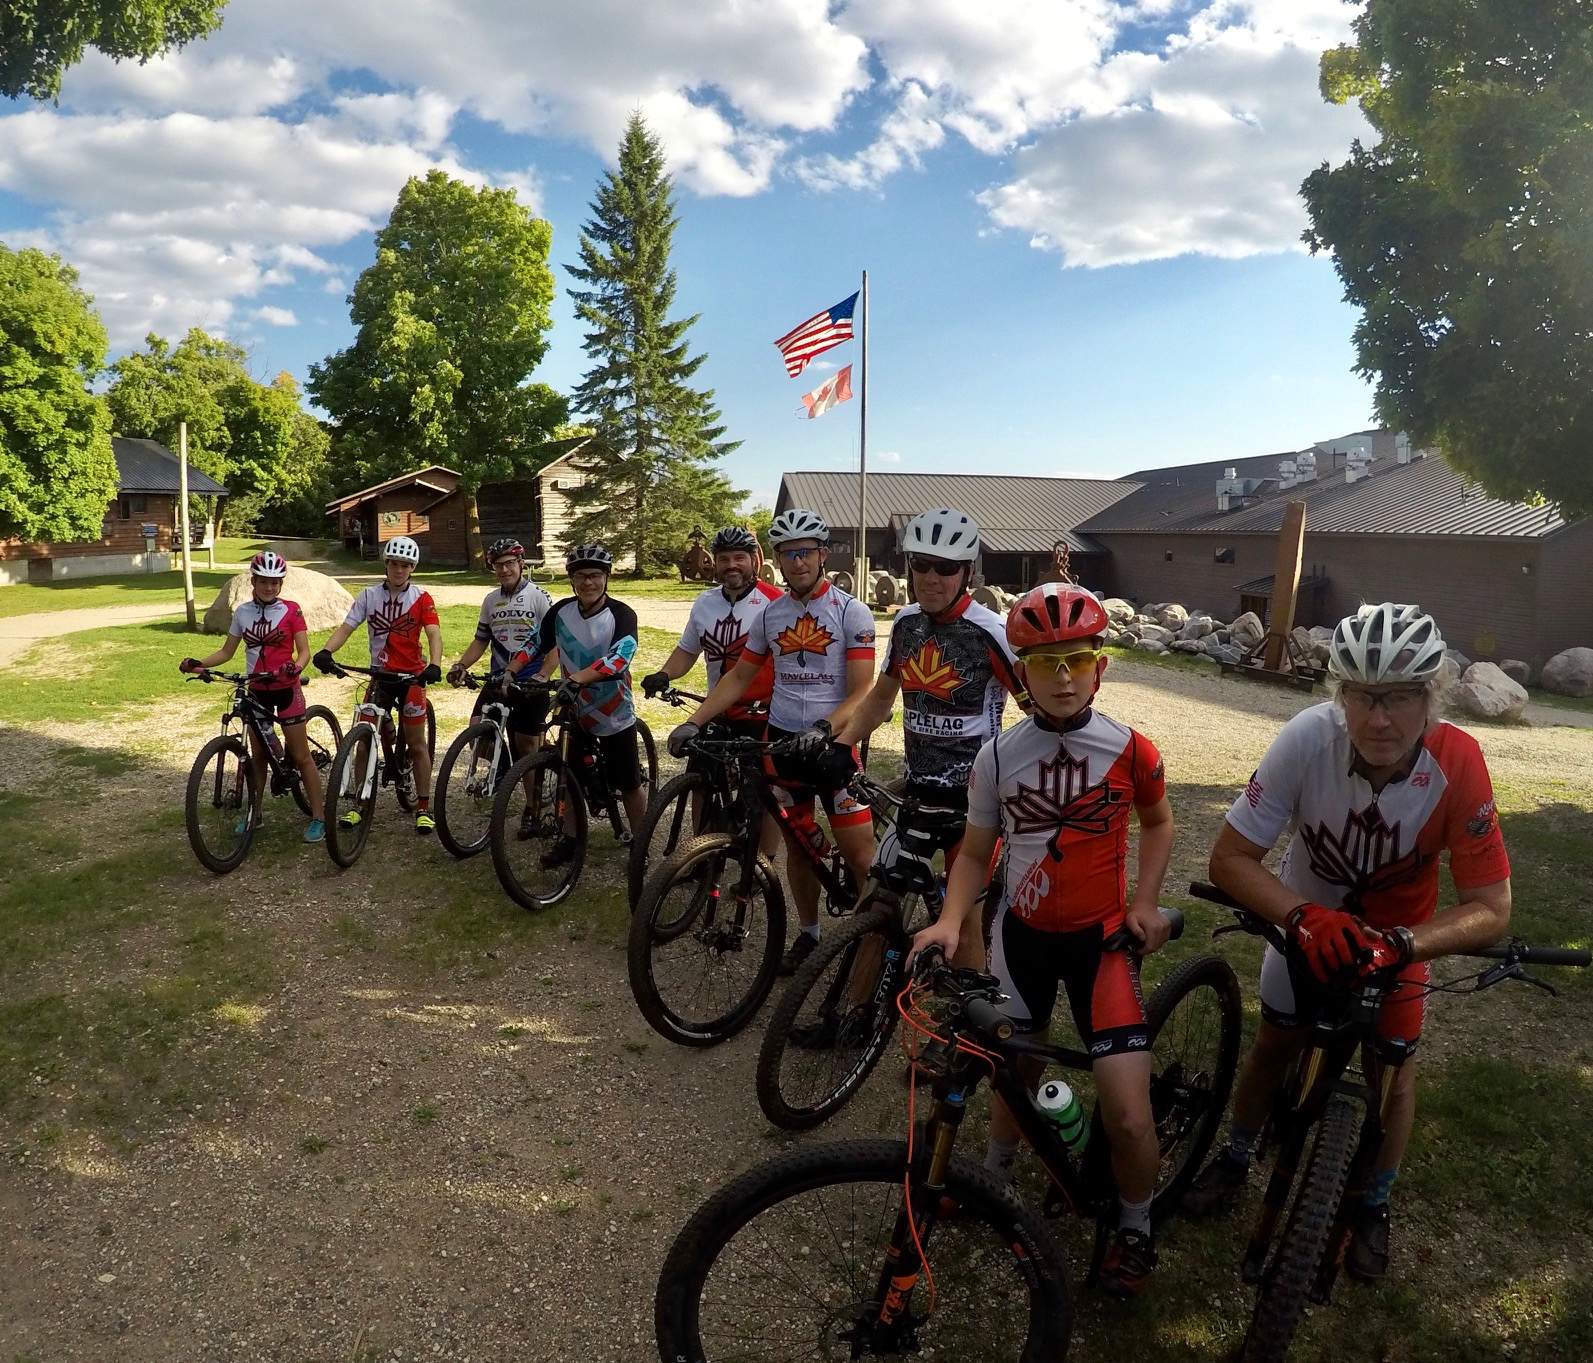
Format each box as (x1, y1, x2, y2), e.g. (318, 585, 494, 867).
(342, 583, 440, 674)
(885, 596, 1025, 801)
(969, 710, 1166, 931)
(679, 580, 782, 721)
(228, 598, 306, 686)
(743, 579, 875, 732)
(1224, 702, 1509, 929)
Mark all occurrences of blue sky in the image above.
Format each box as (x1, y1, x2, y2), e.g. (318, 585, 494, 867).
(0, 0, 1377, 507)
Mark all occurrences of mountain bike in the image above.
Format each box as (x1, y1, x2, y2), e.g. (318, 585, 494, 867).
(183, 669, 342, 873)
(320, 664, 437, 869)
(627, 728, 904, 1046)
(434, 671, 525, 859)
(1186, 880, 1591, 1363)
(488, 683, 658, 910)
(656, 925, 1241, 1361)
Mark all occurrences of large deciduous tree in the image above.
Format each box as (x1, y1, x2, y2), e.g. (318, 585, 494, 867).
(1302, 0, 1593, 514)
(309, 169, 565, 566)
(0, 244, 118, 542)
(565, 114, 741, 572)
(3, 0, 229, 101)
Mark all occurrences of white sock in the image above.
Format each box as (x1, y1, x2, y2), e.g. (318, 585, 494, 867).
(1119, 1195, 1152, 1237)
(801, 923, 820, 941)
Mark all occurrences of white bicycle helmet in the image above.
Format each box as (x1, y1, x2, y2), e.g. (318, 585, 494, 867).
(769, 508, 829, 546)
(249, 549, 288, 579)
(901, 507, 980, 562)
(1328, 602, 1446, 684)
(566, 543, 614, 572)
(384, 535, 421, 565)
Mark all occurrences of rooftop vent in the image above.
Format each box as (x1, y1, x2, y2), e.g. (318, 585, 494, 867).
(1278, 458, 1298, 489)
(1395, 432, 1412, 465)
(1345, 450, 1373, 485)
(1296, 450, 1318, 482)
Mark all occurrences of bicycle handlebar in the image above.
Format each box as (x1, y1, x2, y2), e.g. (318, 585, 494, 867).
(319, 662, 426, 684)
(188, 667, 301, 687)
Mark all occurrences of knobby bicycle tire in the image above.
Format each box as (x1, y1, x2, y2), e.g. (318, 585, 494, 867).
(627, 833, 785, 1046)
(325, 722, 379, 869)
(434, 719, 504, 859)
(185, 734, 260, 875)
(489, 749, 586, 909)
(755, 902, 903, 1130)
(1242, 1097, 1359, 1363)
(288, 705, 343, 817)
(626, 769, 722, 908)
(655, 1137, 1070, 1363)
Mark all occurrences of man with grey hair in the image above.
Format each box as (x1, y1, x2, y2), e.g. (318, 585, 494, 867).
(1181, 603, 1512, 1282)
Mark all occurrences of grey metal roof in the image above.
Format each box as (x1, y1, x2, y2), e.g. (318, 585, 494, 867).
(112, 436, 229, 497)
(777, 471, 1135, 556)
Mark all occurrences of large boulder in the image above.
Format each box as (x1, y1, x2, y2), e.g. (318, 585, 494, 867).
(203, 565, 355, 636)
(1101, 597, 1136, 625)
(1136, 623, 1176, 647)
(1289, 625, 1313, 656)
(1229, 611, 1264, 648)
(1438, 648, 1472, 688)
(1169, 639, 1205, 655)
(1151, 602, 1189, 631)
(1451, 662, 1529, 723)
(1499, 659, 1534, 687)
(1541, 647, 1593, 697)
(1133, 637, 1169, 655)
(1179, 615, 1215, 641)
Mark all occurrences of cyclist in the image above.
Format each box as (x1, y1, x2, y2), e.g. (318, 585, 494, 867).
(312, 535, 444, 835)
(670, 508, 877, 975)
(1181, 602, 1512, 1284)
(909, 582, 1175, 1297)
(179, 549, 327, 842)
(446, 536, 553, 777)
(835, 507, 1026, 968)
(527, 543, 645, 863)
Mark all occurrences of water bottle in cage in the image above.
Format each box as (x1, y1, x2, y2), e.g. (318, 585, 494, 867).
(264, 726, 286, 762)
(786, 803, 829, 861)
(1036, 1079, 1088, 1152)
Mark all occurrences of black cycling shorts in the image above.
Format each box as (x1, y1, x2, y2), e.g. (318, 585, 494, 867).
(471, 684, 549, 738)
(570, 724, 642, 794)
(365, 678, 429, 722)
(248, 683, 308, 725)
(987, 906, 1149, 1059)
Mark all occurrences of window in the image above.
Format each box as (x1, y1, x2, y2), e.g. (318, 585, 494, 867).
(1214, 546, 1235, 564)
(1164, 550, 1174, 562)
(116, 495, 147, 520)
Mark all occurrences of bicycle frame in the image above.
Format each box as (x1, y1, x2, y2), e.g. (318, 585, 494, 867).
(197, 671, 300, 800)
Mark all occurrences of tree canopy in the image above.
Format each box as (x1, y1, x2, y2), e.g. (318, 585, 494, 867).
(1302, 0, 1593, 514)
(564, 113, 742, 571)
(0, 244, 118, 542)
(3, 0, 228, 101)
(310, 169, 565, 562)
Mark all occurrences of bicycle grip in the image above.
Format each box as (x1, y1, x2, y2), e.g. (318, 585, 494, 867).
(963, 996, 1014, 1041)
(1477, 942, 1592, 967)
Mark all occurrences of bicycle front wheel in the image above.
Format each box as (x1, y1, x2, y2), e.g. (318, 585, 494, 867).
(627, 833, 785, 1046)
(626, 769, 724, 908)
(185, 734, 260, 874)
(325, 723, 379, 868)
(490, 750, 586, 909)
(1241, 1098, 1359, 1363)
(435, 720, 505, 859)
(756, 903, 903, 1130)
(289, 705, 342, 817)
(656, 1138, 1070, 1362)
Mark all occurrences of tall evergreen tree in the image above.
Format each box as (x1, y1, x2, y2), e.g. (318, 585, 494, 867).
(565, 114, 741, 572)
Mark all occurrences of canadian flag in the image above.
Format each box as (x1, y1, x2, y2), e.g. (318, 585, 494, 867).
(798, 364, 853, 419)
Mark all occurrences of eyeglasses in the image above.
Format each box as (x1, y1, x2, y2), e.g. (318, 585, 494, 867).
(1020, 648, 1102, 678)
(909, 556, 963, 577)
(778, 547, 820, 563)
(1340, 686, 1427, 718)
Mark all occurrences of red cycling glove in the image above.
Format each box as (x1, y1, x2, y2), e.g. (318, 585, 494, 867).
(1286, 902, 1379, 983)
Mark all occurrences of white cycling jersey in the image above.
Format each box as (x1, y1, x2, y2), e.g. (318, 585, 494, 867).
(742, 579, 876, 732)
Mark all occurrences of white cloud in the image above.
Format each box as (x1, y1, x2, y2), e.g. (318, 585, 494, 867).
(252, 305, 298, 327)
(874, 450, 903, 463)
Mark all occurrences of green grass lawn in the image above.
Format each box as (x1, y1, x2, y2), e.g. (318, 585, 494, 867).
(0, 569, 236, 620)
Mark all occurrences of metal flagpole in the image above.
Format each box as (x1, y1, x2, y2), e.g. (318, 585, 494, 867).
(855, 270, 868, 591)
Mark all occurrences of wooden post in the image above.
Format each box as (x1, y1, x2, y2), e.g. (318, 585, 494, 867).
(206, 495, 215, 568)
(179, 422, 197, 630)
(1262, 500, 1306, 671)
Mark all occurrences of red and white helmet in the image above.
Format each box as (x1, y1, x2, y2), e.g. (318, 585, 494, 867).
(249, 549, 288, 579)
(1006, 583, 1109, 653)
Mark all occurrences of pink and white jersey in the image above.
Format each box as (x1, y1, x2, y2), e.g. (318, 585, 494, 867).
(342, 582, 439, 674)
(742, 579, 876, 732)
(228, 597, 306, 687)
(1225, 703, 1510, 930)
(969, 709, 1166, 933)
(679, 580, 782, 720)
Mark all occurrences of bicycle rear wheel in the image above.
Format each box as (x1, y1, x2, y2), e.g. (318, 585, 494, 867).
(435, 720, 507, 859)
(627, 833, 785, 1046)
(185, 734, 260, 874)
(325, 723, 378, 868)
(289, 705, 342, 817)
(392, 701, 436, 813)
(490, 750, 586, 909)
(656, 1138, 1070, 1362)
(756, 901, 907, 1130)
(626, 769, 726, 908)
(1241, 1098, 1359, 1363)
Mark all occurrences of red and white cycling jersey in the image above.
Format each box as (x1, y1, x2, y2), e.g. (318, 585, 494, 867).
(968, 708, 1166, 932)
(679, 580, 782, 721)
(342, 582, 439, 674)
(228, 597, 306, 687)
(742, 579, 875, 732)
(1225, 702, 1509, 929)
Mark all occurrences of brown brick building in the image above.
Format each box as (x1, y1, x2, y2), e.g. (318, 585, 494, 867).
(326, 466, 461, 560)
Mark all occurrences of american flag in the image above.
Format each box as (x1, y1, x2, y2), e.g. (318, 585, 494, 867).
(773, 291, 858, 377)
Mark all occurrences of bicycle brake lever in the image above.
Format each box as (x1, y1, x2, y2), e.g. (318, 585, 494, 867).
(1516, 969, 1559, 997)
(1211, 922, 1246, 938)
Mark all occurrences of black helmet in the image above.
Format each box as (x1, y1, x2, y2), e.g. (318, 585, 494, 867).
(711, 526, 760, 556)
(486, 538, 524, 565)
(565, 543, 614, 572)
